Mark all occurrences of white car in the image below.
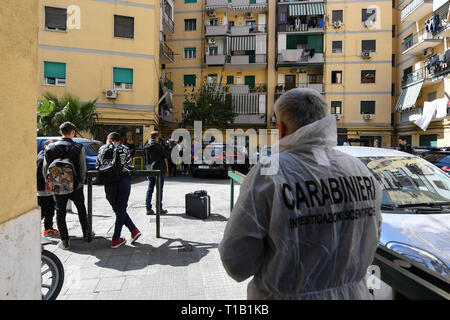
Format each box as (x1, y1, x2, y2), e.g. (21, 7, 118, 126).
(337, 146, 450, 278)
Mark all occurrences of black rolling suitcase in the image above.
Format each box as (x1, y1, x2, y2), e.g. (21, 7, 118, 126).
(185, 190, 210, 219)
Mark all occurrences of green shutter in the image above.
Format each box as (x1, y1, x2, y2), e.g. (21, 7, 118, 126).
(420, 134, 438, 147)
(307, 35, 323, 53)
(113, 67, 133, 84)
(184, 74, 196, 86)
(184, 0, 196, 3)
(227, 76, 234, 84)
(286, 35, 307, 49)
(44, 61, 66, 79)
(244, 75, 255, 88)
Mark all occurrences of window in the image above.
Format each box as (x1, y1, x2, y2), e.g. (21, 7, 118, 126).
(420, 134, 438, 147)
(114, 15, 134, 38)
(392, 83, 395, 96)
(331, 71, 342, 84)
(184, 47, 196, 59)
(361, 70, 376, 84)
(332, 41, 342, 54)
(332, 10, 343, 23)
(331, 101, 342, 114)
(185, 0, 197, 3)
(360, 101, 376, 114)
(245, 75, 256, 89)
(362, 8, 376, 22)
(164, 4, 172, 17)
(43, 61, 66, 85)
(227, 76, 234, 85)
(208, 74, 218, 84)
(184, 74, 196, 87)
(403, 66, 413, 78)
(209, 46, 218, 56)
(45, 6, 67, 31)
(210, 18, 219, 26)
(392, 54, 396, 67)
(184, 19, 196, 31)
(392, 24, 396, 38)
(362, 40, 376, 52)
(113, 67, 133, 90)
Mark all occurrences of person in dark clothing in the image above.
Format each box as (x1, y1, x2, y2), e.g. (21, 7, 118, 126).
(167, 139, 178, 176)
(96, 132, 141, 249)
(37, 139, 58, 237)
(124, 138, 136, 160)
(398, 137, 415, 154)
(144, 131, 170, 215)
(43, 122, 90, 250)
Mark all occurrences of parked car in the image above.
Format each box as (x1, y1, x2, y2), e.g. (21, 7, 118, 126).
(422, 150, 450, 175)
(37, 137, 103, 170)
(191, 142, 250, 177)
(337, 146, 450, 278)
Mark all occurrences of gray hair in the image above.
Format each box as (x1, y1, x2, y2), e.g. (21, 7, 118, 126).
(274, 88, 330, 133)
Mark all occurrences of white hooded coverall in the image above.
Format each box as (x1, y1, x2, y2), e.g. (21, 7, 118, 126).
(219, 115, 382, 299)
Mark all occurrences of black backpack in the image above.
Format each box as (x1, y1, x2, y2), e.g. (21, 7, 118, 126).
(97, 145, 122, 184)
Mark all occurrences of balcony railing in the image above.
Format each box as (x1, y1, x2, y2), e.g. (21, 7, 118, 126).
(205, 25, 229, 36)
(401, 67, 429, 88)
(206, 0, 268, 9)
(277, 50, 324, 64)
(205, 54, 227, 65)
(228, 83, 267, 94)
(231, 24, 267, 35)
(401, 0, 432, 21)
(401, 28, 442, 53)
(162, 11, 174, 33)
(227, 54, 267, 64)
(426, 50, 450, 78)
(160, 42, 174, 62)
(278, 23, 324, 33)
(232, 93, 266, 115)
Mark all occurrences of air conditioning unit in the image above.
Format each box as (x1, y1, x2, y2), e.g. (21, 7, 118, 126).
(207, 38, 216, 45)
(105, 89, 117, 99)
(364, 19, 373, 28)
(208, 10, 216, 17)
(333, 20, 342, 28)
(335, 114, 342, 120)
(363, 114, 373, 120)
(361, 51, 372, 59)
(246, 12, 253, 19)
(424, 47, 433, 57)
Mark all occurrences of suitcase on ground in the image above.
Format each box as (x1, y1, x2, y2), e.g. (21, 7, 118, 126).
(185, 190, 210, 219)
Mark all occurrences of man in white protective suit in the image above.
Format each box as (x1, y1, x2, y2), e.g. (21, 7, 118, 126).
(219, 88, 382, 300)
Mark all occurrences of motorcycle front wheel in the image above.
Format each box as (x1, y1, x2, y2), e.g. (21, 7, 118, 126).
(41, 249, 64, 300)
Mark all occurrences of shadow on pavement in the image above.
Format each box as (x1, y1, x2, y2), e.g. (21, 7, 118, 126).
(177, 213, 228, 222)
(67, 236, 218, 272)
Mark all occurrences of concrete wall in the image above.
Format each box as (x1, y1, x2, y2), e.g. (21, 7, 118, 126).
(0, 0, 41, 299)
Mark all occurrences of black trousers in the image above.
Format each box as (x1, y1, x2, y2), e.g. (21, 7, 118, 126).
(38, 195, 55, 230)
(54, 187, 88, 241)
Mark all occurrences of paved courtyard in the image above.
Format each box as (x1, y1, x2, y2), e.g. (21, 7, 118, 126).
(42, 175, 249, 300)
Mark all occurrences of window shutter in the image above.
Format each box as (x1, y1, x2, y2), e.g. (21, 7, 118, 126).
(361, 101, 375, 114)
(308, 35, 323, 53)
(113, 68, 133, 84)
(44, 62, 66, 79)
(184, 75, 196, 86)
(45, 7, 67, 30)
(114, 15, 134, 38)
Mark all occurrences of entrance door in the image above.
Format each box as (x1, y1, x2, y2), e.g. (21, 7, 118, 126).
(285, 74, 296, 90)
(245, 75, 255, 90)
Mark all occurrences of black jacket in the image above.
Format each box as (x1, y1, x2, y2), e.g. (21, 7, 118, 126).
(43, 138, 86, 190)
(144, 139, 170, 172)
(399, 144, 415, 155)
(37, 150, 46, 192)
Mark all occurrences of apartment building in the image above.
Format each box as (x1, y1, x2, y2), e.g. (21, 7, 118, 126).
(393, 0, 450, 147)
(38, 0, 160, 147)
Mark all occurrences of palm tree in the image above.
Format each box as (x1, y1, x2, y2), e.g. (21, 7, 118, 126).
(37, 92, 101, 137)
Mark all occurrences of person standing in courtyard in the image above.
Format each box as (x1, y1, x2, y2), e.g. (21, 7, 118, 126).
(96, 132, 142, 248)
(37, 139, 58, 237)
(398, 136, 415, 154)
(43, 122, 90, 250)
(144, 131, 169, 215)
(219, 88, 382, 300)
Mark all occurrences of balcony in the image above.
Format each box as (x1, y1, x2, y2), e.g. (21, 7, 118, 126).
(162, 11, 174, 34)
(228, 83, 267, 94)
(205, 54, 227, 66)
(232, 93, 267, 125)
(401, 0, 433, 22)
(277, 50, 324, 66)
(205, 25, 229, 36)
(206, 0, 268, 12)
(401, 67, 431, 88)
(278, 23, 324, 33)
(160, 42, 174, 63)
(226, 54, 267, 68)
(426, 49, 450, 78)
(230, 24, 267, 36)
(401, 28, 442, 55)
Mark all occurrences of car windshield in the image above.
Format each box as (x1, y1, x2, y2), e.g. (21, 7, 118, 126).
(359, 156, 450, 207)
(422, 153, 450, 164)
(82, 141, 103, 156)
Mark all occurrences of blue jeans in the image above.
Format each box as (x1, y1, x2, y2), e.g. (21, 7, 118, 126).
(105, 177, 136, 241)
(146, 174, 164, 211)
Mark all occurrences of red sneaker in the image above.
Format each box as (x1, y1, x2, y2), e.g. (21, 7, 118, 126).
(111, 237, 126, 249)
(130, 229, 142, 244)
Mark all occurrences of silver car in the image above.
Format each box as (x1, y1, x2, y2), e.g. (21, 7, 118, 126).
(337, 146, 450, 278)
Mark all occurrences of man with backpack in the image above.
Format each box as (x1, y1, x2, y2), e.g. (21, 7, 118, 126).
(96, 132, 142, 249)
(43, 122, 90, 250)
(37, 139, 58, 237)
(144, 131, 169, 215)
